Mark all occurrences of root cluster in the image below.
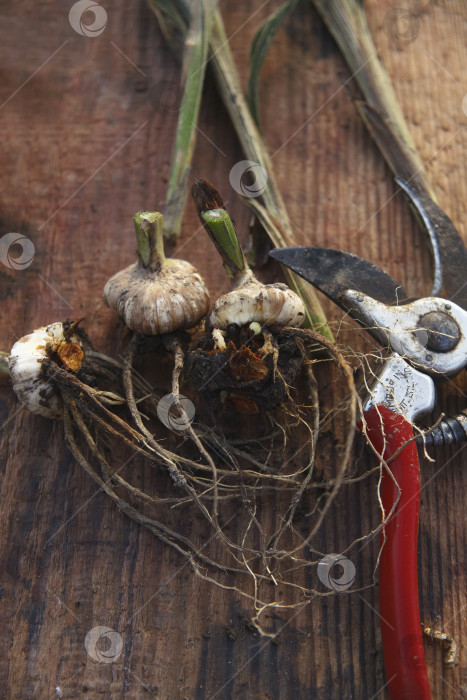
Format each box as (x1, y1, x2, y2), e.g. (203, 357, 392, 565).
(39, 322, 402, 624)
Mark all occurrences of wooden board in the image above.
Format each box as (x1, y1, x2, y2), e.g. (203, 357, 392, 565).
(0, 1, 466, 697)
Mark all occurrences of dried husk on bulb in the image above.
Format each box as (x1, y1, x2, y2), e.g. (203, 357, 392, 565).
(192, 180, 305, 332)
(209, 269, 305, 330)
(103, 210, 218, 492)
(187, 180, 306, 413)
(9, 321, 86, 418)
(104, 211, 210, 335)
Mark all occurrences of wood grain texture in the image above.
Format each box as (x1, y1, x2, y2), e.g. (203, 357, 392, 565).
(0, 1, 466, 698)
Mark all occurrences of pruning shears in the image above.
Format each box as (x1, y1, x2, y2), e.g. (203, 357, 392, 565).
(270, 178, 467, 700)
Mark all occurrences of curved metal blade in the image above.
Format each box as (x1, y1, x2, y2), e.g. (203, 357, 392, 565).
(397, 178, 467, 310)
(269, 246, 407, 307)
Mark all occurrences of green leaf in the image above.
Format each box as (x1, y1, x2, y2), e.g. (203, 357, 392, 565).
(246, 0, 300, 129)
(201, 209, 246, 273)
(149, 0, 219, 240)
(311, 0, 435, 200)
(145, 0, 190, 53)
(146, 0, 334, 339)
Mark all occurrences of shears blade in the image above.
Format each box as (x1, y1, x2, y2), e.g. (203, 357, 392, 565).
(397, 178, 467, 310)
(269, 246, 407, 307)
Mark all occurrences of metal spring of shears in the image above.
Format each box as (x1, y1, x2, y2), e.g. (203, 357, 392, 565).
(420, 410, 467, 446)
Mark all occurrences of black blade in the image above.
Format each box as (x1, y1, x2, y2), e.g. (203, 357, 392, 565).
(269, 247, 407, 307)
(396, 178, 467, 310)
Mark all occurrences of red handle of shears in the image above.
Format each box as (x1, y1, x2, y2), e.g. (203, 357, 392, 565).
(365, 405, 431, 700)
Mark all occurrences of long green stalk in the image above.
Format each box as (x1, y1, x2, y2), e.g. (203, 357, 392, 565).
(246, 0, 300, 129)
(161, 0, 218, 240)
(311, 0, 436, 200)
(147, 0, 333, 338)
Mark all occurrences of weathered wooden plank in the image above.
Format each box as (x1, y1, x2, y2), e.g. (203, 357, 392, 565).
(0, 1, 465, 698)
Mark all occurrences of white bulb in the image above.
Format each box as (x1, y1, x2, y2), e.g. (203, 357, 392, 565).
(9, 323, 83, 419)
(209, 281, 306, 330)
